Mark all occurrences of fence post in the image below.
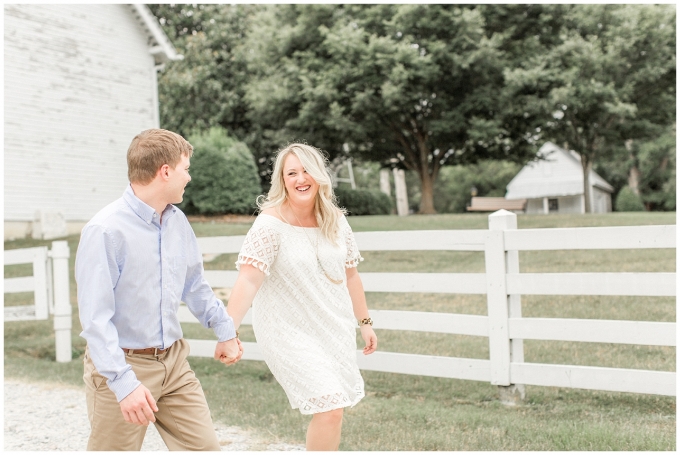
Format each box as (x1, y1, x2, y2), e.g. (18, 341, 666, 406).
(32, 247, 49, 320)
(486, 210, 525, 405)
(50, 241, 72, 362)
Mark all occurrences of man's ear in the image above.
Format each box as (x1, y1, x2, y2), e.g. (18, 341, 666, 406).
(158, 164, 171, 181)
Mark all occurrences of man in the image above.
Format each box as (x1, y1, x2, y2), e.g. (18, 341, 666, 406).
(76, 128, 242, 450)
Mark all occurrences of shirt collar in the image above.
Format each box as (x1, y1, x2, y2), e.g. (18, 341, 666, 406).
(123, 185, 177, 225)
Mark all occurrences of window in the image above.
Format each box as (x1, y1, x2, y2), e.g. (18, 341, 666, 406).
(548, 198, 559, 212)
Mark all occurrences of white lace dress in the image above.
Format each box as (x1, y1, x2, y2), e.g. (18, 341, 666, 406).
(235, 214, 365, 414)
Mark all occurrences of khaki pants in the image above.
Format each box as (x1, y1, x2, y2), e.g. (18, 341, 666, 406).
(83, 338, 221, 451)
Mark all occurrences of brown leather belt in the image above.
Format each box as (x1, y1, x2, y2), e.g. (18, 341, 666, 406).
(122, 347, 168, 356)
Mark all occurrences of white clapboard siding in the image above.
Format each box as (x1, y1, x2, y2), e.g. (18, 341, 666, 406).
(4, 5, 160, 221)
(504, 225, 676, 251)
(354, 230, 487, 251)
(509, 318, 676, 347)
(506, 272, 676, 297)
(510, 363, 676, 396)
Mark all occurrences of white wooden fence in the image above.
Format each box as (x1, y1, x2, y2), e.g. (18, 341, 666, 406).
(4, 240, 72, 362)
(179, 210, 676, 397)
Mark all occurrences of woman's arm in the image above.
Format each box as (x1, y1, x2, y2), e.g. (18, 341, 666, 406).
(227, 264, 266, 329)
(346, 266, 377, 355)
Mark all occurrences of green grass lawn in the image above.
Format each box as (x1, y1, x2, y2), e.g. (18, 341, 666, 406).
(4, 211, 676, 450)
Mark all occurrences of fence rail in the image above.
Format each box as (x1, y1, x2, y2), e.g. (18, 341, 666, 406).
(3, 241, 72, 362)
(184, 211, 675, 397)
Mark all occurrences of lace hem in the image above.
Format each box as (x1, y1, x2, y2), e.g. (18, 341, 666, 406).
(297, 391, 364, 415)
(345, 255, 364, 269)
(235, 255, 271, 276)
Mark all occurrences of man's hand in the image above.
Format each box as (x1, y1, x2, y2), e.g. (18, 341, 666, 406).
(214, 337, 243, 365)
(360, 325, 378, 355)
(119, 384, 158, 426)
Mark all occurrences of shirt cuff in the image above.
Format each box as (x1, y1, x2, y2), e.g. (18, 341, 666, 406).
(213, 316, 237, 342)
(108, 369, 142, 402)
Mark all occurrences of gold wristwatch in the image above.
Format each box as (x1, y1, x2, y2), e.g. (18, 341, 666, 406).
(358, 317, 373, 327)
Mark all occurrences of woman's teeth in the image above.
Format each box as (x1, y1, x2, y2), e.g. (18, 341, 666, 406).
(297, 186, 310, 192)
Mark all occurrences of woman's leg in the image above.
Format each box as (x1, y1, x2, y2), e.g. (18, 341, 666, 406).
(306, 408, 344, 451)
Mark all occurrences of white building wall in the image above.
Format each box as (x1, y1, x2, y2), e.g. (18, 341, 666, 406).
(525, 195, 584, 214)
(591, 187, 612, 214)
(557, 195, 583, 214)
(525, 198, 545, 214)
(4, 4, 158, 223)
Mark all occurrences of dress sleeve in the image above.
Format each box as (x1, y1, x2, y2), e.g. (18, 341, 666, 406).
(236, 217, 280, 276)
(342, 216, 364, 268)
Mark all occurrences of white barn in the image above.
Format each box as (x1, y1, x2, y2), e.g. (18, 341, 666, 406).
(4, 4, 181, 240)
(505, 142, 614, 214)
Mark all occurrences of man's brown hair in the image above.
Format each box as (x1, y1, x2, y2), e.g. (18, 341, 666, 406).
(127, 129, 194, 184)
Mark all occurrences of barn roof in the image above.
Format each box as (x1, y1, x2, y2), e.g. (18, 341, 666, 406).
(129, 4, 182, 64)
(505, 142, 614, 200)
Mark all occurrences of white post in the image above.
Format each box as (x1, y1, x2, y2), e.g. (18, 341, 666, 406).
(543, 197, 549, 214)
(486, 210, 525, 404)
(346, 160, 356, 190)
(379, 169, 391, 196)
(32, 247, 49, 320)
(393, 168, 409, 216)
(50, 241, 72, 362)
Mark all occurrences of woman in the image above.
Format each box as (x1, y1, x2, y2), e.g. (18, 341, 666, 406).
(226, 143, 377, 450)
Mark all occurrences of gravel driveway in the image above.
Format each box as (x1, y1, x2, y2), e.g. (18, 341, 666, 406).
(4, 379, 304, 451)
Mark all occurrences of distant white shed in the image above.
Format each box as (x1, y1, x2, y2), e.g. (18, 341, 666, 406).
(505, 142, 614, 214)
(4, 4, 181, 239)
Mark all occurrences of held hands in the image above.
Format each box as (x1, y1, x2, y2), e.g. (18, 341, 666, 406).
(360, 325, 378, 355)
(214, 337, 243, 366)
(119, 384, 158, 426)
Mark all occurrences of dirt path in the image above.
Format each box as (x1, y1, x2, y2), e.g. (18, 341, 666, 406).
(4, 379, 304, 451)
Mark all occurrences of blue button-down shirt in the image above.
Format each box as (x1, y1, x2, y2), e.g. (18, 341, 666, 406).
(76, 185, 236, 402)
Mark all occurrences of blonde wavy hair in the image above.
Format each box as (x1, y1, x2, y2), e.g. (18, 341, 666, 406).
(258, 143, 346, 244)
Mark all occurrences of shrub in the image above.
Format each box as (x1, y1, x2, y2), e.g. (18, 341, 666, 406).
(615, 186, 646, 212)
(180, 127, 262, 215)
(334, 186, 393, 215)
(433, 160, 522, 213)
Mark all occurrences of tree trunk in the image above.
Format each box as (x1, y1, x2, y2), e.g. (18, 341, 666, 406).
(581, 156, 592, 213)
(628, 165, 641, 195)
(418, 171, 436, 214)
(626, 139, 641, 195)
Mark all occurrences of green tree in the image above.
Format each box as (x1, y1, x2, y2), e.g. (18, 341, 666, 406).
(148, 5, 260, 147)
(243, 5, 537, 213)
(503, 5, 675, 212)
(181, 127, 262, 215)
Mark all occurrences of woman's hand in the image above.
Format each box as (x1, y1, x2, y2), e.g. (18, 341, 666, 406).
(360, 325, 377, 355)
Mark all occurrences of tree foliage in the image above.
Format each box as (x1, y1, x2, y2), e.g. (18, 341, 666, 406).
(150, 5, 676, 213)
(243, 5, 538, 213)
(181, 127, 261, 215)
(503, 5, 675, 212)
(148, 5, 259, 143)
